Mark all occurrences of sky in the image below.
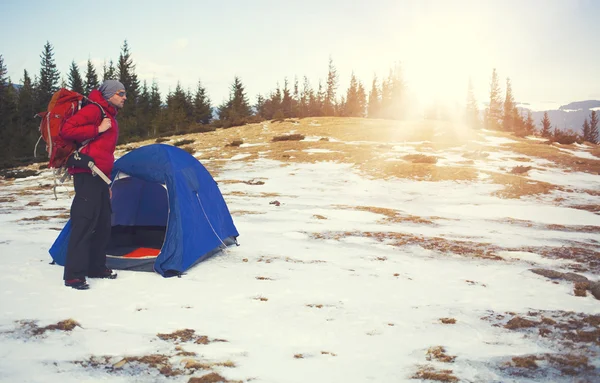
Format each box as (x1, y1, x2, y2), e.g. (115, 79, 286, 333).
(1, 124, 600, 382)
(1, 0, 599, 111)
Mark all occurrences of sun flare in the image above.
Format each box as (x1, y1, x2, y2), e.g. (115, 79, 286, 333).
(402, 11, 489, 111)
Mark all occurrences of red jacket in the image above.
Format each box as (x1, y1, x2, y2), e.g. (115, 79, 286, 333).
(60, 89, 119, 177)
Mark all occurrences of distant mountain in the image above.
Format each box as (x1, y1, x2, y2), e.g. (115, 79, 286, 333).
(517, 100, 600, 133)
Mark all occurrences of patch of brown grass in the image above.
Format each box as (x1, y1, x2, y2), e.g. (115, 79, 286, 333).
(10, 319, 81, 336)
(20, 215, 51, 221)
(188, 372, 241, 383)
(0, 197, 16, 203)
(411, 366, 458, 382)
(230, 210, 265, 216)
(440, 318, 457, 324)
(403, 154, 438, 164)
(505, 317, 538, 330)
(333, 205, 438, 225)
(523, 245, 600, 274)
(510, 165, 533, 174)
(272, 133, 305, 142)
(510, 355, 540, 369)
(426, 346, 456, 363)
(504, 141, 600, 175)
(487, 172, 557, 198)
(311, 231, 504, 260)
(157, 329, 226, 345)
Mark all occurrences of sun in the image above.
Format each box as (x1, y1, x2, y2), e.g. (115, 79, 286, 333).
(402, 13, 489, 114)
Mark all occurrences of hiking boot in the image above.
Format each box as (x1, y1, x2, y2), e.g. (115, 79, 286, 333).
(88, 268, 117, 279)
(65, 279, 90, 290)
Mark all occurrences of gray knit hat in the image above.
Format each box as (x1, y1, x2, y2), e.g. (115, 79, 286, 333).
(99, 80, 125, 100)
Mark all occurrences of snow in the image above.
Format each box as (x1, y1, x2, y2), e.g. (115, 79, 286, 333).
(1, 128, 599, 382)
(557, 147, 599, 160)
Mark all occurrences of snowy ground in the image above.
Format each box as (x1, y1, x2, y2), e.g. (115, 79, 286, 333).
(0, 123, 599, 382)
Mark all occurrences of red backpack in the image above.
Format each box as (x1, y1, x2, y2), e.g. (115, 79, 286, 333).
(35, 88, 105, 168)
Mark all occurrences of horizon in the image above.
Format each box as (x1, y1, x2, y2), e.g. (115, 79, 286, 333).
(1, 0, 599, 110)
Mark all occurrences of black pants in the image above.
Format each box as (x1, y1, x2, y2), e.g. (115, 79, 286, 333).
(63, 172, 112, 280)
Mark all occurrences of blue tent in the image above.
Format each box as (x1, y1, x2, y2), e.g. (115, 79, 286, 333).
(49, 144, 239, 277)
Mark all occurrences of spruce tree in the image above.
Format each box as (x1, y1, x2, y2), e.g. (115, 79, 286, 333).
(254, 94, 267, 120)
(36, 41, 61, 110)
(315, 80, 325, 116)
(193, 79, 212, 125)
(292, 76, 300, 118)
(0, 55, 7, 125)
(589, 111, 599, 144)
(486, 68, 502, 130)
(465, 77, 480, 128)
(502, 78, 517, 131)
(218, 76, 251, 127)
(582, 118, 591, 142)
(281, 78, 292, 118)
(103, 60, 117, 81)
(300, 76, 312, 118)
(17, 70, 35, 131)
(149, 81, 162, 136)
(165, 82, 191, 132)
(367, 75, 380, 118)
(68, 61, 85, 94)
(525, 110, 536, 134)
(356, 81, 366, 118)
(117, 40, 140, 99)
(1, 78, 19, 159)
(84, 59, 99, 94)
(541, 112, 552, 138)
(323, 57, 338, 116)
(344, 73, 359, 117)
(387, 63, 406, 119)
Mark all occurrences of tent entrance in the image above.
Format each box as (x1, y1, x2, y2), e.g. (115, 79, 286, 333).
(106, 175, 169, 271)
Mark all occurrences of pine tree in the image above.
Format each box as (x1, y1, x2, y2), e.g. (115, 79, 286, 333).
(117, 40, 140, 99)
(1, 78, 19, 159)
(315, 80, 325, 117)
(465, 77, 480, 129)
(36, 41, 61, 110)
(68, 61, 85, 94)
(17, 70, 35, 131)
(323, 57, 338, 116)
(367, 75, 380, 118)
(292, 76, 300, 118)
(386, 63, 406, 119)
(344, 72, 360, 117)
(486, 68, 502, 130)
(281, 78, 292, 117)
(84, 59, 99, 94)
(299, 76, 312, 118)
(0, 54, 7, 125)
(103, 60, 117, 81)
(541, 112, 552, 138)
(218, 76, 251, 127)
(149, 81, 163, 136)
(165, 82, 191, 133)
(193, 79, 212, 125)
(254, 94, 267, 120)
(588, 111, 599, 144)
(356, 81, 367, 118)
(582, 118, 591, 142)
(502, 78, 517, 131)
(525, 110, 536, 134)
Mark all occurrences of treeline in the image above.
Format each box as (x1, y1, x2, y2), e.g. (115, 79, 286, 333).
(0, 41, 409, 168)
(469, 68, 599, 145)
(1, 41, 598, 169)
